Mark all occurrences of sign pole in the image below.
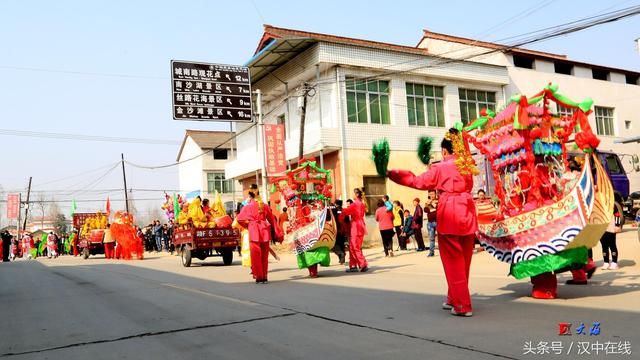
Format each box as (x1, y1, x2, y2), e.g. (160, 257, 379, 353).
(256, 89, 268, 203)
(17, 193, 21, 243)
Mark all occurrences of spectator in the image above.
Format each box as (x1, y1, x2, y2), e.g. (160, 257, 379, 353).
(375, 199, 395, 257)
(425, 190, 438, 257)
(382, 195, 393, 211)
(103, 224, 115, 259)
(392, 201, 405, 250)
(401, 209, 414, 249)
(278, 207, 289, 236)
(1, 230, 12, 262)
(601, 208, 622, 270)
(153, 220, 163, 252)
(331, 201, 347, 264)
(412, 198, 426, 251)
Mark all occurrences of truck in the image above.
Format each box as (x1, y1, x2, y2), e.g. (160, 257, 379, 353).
(173, 226, 239, 267)
(474, 150, 632, 225)
(73, 212, 105, 259)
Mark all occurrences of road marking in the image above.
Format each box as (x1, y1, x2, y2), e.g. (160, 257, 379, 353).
(160, 282, 259, 307)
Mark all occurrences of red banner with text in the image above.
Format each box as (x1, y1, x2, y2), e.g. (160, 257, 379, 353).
(6, 194, 19, 220)
(264, 124, 286, 176)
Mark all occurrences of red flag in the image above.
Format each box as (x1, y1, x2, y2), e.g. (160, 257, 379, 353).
(106, 197, 111, 215)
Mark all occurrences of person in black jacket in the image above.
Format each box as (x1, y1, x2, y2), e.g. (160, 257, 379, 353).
(1, 230, 12, 262)
(331, 201, 346, 264)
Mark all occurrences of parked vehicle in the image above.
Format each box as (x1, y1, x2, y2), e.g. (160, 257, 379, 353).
(173, 226, 239, 267)
(73, 213, 106, 259)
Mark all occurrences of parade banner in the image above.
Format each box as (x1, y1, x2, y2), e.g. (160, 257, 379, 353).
(6, 194, 19, 220)
(264, 124, 286, 176)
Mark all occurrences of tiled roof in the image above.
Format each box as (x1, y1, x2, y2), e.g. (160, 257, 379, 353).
(259, 24, 429, 56)
(421, 30, 568, 60)
(176, 130, 234, 161)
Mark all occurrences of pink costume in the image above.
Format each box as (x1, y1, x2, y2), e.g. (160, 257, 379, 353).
(341, 198, 368, 270)
(389, 155, 478, 314)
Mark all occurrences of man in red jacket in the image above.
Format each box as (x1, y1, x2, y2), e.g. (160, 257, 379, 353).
(389, 128, 478, 317)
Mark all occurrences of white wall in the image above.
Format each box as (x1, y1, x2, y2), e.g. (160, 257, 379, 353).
(177, 137, 204, 194)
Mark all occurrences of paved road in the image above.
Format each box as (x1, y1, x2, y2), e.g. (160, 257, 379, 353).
(1, 229, 638, 359)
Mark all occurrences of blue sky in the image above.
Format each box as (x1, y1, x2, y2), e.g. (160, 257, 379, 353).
(1, 0, 639, 217)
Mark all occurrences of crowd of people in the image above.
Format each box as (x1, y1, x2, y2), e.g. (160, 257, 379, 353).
(0, 130, 629, 319)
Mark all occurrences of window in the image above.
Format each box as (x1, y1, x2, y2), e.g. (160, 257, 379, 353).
(594, 106, 615, 136)
(406, 83, 445, 127)
(556, 105, 578, 133)
(626, 74, 639, 85)
(625, 120, 632, 130)
(212, 149, 228, 160)
(207, 172, 232, 194)
(362, 176, 386, 215)
(556, 105, 574, 118)
(513, 55, 534, 69)
(592, 69, 610, 81)
(604, 154, 624, 175)
(554, 62, 574, 75)
(346, 77, 390, 124)
(459, 89, 496, 125)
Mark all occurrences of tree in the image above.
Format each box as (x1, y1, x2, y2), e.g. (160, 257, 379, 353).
(54, 214, 67, 235)
(34, 193, 48, 229)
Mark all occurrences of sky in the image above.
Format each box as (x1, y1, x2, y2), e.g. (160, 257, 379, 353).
(0, 0, 639, 221)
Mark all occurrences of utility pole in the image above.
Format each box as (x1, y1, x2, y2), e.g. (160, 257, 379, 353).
(256, 89, 268, 203)
(298, 83, 309, 163)
(22, 177, 32, 233)
(121, 153, 129, 213)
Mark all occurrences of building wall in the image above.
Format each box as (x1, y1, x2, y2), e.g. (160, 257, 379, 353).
(416, 37, 510, 67)
(177, 137, 204, 194)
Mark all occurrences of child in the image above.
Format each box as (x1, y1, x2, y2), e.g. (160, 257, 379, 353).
(601, 208, 622, 270)
(401, 209, 414, 250)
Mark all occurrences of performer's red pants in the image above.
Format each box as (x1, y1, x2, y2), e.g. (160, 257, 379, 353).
(348, 235, 368, 269)
(438, 234, 475, 313)
(531, 272, 557, 299)
(570, 257, 595, 282)
(73, 244, 78, 256)
(104, 243, 115, 259)
(308, 264, 318, 277)
(250, 241, 270, 281)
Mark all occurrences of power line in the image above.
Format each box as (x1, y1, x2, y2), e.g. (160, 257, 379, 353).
(0, 65, 166, 80)
(309, 5, 640, 88)
(124, 92, 298, 170)
(0, 129, 181, 145)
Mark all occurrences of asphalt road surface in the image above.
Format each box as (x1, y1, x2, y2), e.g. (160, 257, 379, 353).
(1, 229, 639, 359)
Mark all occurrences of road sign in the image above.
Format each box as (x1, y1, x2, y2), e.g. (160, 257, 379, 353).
(6, 194, 19, 220)
(171, 60, 253, 122)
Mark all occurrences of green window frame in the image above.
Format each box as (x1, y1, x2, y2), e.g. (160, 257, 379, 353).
(406, 83, 445, 127)
(346, 77, 390, 124)
(458, 89, 496, 125)
(594, 106, 615, 136)
(207, 172, 232, 194)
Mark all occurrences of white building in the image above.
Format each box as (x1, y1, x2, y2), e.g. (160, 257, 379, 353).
(226, 25, 510, 211)
(176, 130, 242, 209)
(225, 25, 640, 212)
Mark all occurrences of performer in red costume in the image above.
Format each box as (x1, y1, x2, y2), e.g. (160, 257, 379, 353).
(341, 188, 369, 273)
(388, 128, 478, 317)
(236, 187, 282, 284)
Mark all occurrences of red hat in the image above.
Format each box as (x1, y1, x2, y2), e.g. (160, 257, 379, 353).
(413, 198, 420, 203)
